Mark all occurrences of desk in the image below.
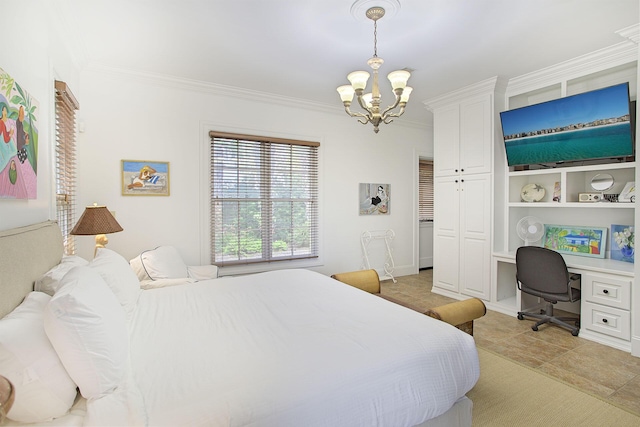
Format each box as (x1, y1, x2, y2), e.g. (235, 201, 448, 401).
(491, 251, 633, 352)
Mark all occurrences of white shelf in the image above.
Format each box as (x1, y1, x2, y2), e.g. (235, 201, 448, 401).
(509, 202, 635, 209)
(508, 162, 635, 206)
(508, 161, 635, 177)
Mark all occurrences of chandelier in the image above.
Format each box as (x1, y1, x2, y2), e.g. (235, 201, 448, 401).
(336, 6, 412, 133)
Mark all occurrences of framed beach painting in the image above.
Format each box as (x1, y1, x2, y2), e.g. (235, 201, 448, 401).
(543, 224, 607, 259)
(121, 160, 170, 196)
(611, 225, 634, 263)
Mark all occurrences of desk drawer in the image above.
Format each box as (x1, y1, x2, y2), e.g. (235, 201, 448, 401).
(582, 301, 630, 341)
(582, 274, 631, 310)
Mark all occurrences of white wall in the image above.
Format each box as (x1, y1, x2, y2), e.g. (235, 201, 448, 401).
(74, 67, 431, 276)
(419, 222, 434, 269)
(0, 2, 80, 228)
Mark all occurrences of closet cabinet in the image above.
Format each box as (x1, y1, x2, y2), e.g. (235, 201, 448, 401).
(433, 96, 493, 177)
(434, 174, 492, 298)
(426, 77, 505, 302)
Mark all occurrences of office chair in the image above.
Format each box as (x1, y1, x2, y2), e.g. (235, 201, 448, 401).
(515, 246, 581, 336)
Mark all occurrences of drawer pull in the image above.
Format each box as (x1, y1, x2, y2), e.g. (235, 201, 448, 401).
(603, 289, 609, 294)
(602, 318, 608, 323)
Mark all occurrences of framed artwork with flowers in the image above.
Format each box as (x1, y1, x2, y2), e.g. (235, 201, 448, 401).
(611, 224, 634, 263)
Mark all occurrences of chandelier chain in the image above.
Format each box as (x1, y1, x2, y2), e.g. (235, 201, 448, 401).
(373, 20, 378, 58)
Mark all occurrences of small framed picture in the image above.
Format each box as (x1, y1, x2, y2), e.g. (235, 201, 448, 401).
(619, 181, 635, 203)
(359, 183, 390, 215)
(543, 224, 607, 259)
(121, 160, 170, 196)
(611, 225, 634, 263)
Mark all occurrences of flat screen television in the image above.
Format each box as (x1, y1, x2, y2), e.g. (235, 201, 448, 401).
(500, 82, 635, 168)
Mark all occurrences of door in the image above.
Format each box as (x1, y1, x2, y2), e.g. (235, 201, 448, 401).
(433, 176, 460, 292)
(459, 174, 491, 300)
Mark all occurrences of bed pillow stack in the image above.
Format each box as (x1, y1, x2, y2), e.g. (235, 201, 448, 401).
(34, 255, 89, 295)
(43, 265, 129, 400)
(129, 245, 219, 289)
(89, 248, 142, 321)
(0, 292, 78, 423)
(129, 245, 189, 280)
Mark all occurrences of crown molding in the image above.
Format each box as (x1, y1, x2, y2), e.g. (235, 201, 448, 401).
(84, 63, 428, 130)
(616, 23, 640, 45)
(85, 63, 340, 112)
(505, 39, 638, 97)
(422, 76, 507, 111)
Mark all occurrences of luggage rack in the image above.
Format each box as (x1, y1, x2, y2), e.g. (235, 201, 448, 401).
(361, 229, 396, 283)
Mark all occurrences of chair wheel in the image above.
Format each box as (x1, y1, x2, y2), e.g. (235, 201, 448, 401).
(517, 314, 524, 320)
(532, 326, 538, 331)
(572, 329, 579, 336)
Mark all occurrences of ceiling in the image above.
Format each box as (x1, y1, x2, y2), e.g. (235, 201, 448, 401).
(56, 0, 639, 125)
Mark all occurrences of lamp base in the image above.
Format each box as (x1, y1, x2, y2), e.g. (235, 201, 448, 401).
(94, 234, 109, 257)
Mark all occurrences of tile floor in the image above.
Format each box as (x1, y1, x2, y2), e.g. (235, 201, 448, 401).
(381, 269, 640, 416)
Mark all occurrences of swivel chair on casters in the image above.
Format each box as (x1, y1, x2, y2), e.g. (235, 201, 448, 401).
(515, 246, 581, 336)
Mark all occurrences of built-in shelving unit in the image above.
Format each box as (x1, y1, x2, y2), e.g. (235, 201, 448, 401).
(490, 41, 639, 353)
(506, 162, 636, 255)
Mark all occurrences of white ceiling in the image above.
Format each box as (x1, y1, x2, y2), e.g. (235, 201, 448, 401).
(57, 0, 639, 124)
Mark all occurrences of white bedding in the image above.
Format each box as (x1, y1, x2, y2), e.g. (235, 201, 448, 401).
(127, 269, 479, 427)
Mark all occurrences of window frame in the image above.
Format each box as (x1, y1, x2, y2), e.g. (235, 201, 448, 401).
(419, 159, 434, 222)
(208, 131, 320, 269)
(54, 80, 79, 255)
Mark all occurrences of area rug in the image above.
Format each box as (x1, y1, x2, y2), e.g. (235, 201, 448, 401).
(469, 347, 640, 427)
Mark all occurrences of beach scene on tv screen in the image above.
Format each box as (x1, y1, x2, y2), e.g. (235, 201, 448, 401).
(501, 83, 634, 166)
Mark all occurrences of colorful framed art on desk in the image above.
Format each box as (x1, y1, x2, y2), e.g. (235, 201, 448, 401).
(543, 224, 607, 259)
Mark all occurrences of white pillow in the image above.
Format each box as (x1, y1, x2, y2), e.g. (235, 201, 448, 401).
(0, 292, 77, 423)
(187, 264, 219, 281)
(139, 278, 196, 290)
(35, 255, 89, 296)
(89, 248, 141, 321)
(132, 246, 189, 280)
(44, 266, 129, 400)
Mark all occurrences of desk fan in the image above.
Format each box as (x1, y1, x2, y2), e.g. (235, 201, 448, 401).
(516, 216, 544, 246)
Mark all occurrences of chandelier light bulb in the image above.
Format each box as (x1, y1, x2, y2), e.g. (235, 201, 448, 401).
(337, 85, 356, 103)
(362, 93, 373, 108)
(388, 70, 411, 90)
(347, 71, 370, 91)
(400, 86, 413, 103)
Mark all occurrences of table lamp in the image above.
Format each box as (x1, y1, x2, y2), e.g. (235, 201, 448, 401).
(71, 204, 123, 257)
(0, 375, 15, 422)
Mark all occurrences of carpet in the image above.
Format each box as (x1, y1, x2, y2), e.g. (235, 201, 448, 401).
(468, 347, 640, 427)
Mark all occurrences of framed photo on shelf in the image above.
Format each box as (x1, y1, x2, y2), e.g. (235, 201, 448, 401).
(121, 160, 170, 196)
(543, 224, 607, 259)
(611, 225, 634, 263)
(619, 181, 635, 203)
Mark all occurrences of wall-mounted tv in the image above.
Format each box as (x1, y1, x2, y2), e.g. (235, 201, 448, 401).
(500, 82, 634, 168)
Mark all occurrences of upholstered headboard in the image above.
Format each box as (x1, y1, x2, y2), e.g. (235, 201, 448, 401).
(0, 221, 64, 318)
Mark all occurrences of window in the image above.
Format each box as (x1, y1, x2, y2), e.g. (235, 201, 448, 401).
(209, 131, 319, 266)
(419, 160, 434, 221)
(54, 80, 79, 255)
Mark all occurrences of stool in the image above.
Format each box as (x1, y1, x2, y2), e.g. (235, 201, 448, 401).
(331, 269, 486, 335)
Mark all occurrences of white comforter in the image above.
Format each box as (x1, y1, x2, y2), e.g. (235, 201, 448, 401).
(128, 269, 479, 427)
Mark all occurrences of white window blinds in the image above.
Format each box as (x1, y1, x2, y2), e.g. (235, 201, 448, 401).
(209, 132, 319, 266)
(54, 80, 79, 255)
(419, 160, 434, 222)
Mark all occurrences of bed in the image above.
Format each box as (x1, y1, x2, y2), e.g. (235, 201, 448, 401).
(0, 221, 479, 427)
